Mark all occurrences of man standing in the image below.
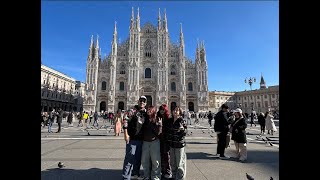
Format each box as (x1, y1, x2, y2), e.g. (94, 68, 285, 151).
(56, 108, 64, 133)
(207, 111, 213, 127)
(213, 104, 230, 159)
(122, 96, 148, 180)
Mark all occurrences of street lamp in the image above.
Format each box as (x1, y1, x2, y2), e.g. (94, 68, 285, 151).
(245, 77, 256, 90)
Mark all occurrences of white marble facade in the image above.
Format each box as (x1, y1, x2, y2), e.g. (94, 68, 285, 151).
(83, 8, 209, 113)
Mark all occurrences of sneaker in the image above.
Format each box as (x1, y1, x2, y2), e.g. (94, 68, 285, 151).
(219, 155, 230, 160)
(164, 174, 173, 179)
(131, 175, 139, 179)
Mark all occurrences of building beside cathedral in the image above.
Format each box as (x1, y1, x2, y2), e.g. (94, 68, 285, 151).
(208, 75, 279, 114)
(83, 8, 209, 113)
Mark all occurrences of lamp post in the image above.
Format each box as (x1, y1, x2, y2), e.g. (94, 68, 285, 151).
(245, 77, 256, 90)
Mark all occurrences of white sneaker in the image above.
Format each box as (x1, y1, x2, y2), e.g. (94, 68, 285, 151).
(164, 174, 173, 179)
(219, 155, 230, 160)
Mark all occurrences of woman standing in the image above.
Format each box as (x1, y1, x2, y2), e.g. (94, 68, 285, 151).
(141, 106, 162, 180)
(230, 108, 248, 162)
(167, 106, 187, 180)
(114, 109, 122, 136)
(265, 111, 277, 135)
(157, 104, 172, 179)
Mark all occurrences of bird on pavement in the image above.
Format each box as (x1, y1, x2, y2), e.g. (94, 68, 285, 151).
(270, 177, 273, 180)
(58, 162, 65, 168)
(87, 131, 90, 136)
(210, 135, 214, 138)
(246, 173, 254, 180)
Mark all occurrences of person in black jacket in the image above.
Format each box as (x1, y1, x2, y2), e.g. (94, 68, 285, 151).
(122, 96, 147, 180)
(230, 108, 247, 162)
(257, 112, 266, 134)
(167, 106, 187, 180)
(56, 108, 64, 133)
(213, 104, 230, 159)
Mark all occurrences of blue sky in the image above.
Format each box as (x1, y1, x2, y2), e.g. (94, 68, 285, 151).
(41, 1, 279, 92)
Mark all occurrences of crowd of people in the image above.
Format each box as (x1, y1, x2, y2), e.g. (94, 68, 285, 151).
(40, 96, 278, 180)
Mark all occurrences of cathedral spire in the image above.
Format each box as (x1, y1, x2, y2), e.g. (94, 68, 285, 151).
(113, 21, 117, 42)
(136, 7, 140, 31)
(163, 8, 168, 32)
(96, 34, 99, 48)
(180, 23, 185, 56)
(158, 8, 161, 31)
(90, 35, 94, 48)
(130, 7, 134, 30)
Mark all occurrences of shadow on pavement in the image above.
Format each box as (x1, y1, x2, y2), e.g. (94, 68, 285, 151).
(41, 168, 123, 180)
(187, 141, 216, 145)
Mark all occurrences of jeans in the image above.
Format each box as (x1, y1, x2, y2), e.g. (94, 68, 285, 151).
(48, 121, 53, 132)
(170, 147, 187, 180)
(93, 119, 99, 127)
(141, 139, 161, 180)
(122, 140, 143, 180)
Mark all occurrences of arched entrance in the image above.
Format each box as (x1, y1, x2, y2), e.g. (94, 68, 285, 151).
(188, 102, 194, 112)
(100, 101, 106, 112)
(118, 101, 124, 111)
(145, 95, 152, 108)
(170, 102, 177, 112)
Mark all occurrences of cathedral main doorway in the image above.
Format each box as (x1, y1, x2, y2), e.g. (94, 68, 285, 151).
(145, 96, 152, 108)
(100, 101, 106, 112)
(188, 102, 194, 112)
(170, 102, 177, 112)
(118, 101, 124, 111)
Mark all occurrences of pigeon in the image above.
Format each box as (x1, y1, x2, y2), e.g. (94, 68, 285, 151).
(269, 142, 273, 146)
(87, 131, 90, 136)
(58, 162, 65, 168)
(270, 177, 273, 180)
(210, 135, 214, 138)
(202, 130, 205, 133)
(246, 173, 254, 180)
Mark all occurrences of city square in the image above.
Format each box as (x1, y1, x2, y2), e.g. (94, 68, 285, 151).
(41, 1, 279, 180)
(41, 118, 279, 180)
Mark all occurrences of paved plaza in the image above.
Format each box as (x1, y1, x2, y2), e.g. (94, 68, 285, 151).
(41, 118, 279, 180)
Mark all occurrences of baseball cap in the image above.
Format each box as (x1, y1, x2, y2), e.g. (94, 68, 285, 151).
(139, 96, 147, 100)
(234, 108, 242, 114)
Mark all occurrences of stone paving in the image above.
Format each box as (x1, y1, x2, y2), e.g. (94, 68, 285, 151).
(41, 118, 279, 180)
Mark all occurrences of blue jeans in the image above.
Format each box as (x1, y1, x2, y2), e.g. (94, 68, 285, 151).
(122, 140, 143, 180)
(48, 120, 53, 132)
(93, 119, 99, 127)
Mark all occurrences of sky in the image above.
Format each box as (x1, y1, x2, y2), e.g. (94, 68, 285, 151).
(41, 0, 279, 92)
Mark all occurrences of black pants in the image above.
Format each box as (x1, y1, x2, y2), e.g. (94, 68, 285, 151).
(260, 123, 265, 133)
(57, 122, 61, 132)
(217, 132, 227, 156)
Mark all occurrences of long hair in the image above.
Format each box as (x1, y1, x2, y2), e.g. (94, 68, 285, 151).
(157, 104, 170, 120)
(173, 106, 183, 118)
(147, 106, 157, 122)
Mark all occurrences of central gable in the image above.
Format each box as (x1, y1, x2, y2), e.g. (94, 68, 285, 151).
(141, 22, 157, 34)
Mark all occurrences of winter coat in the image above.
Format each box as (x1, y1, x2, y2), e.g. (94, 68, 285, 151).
(231, 117, 247, 143)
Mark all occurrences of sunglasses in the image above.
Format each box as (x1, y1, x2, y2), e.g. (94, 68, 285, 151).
(139, 99, 146, 103)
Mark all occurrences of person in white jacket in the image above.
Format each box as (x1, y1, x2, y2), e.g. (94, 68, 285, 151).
(265, 111, 277, 135)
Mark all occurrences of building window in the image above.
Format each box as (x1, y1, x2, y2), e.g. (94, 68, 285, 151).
(265, 101, 268, 107)
(244, 103, 247, 108)
(171, 82, 176, 92)
(244, 97, 246, 100)
(239, 97, 240, 100)
(120, 82, 125, 91)
(102, 81, 107, 90)
(272, 94, 275, 98)
(217, 103, 219, 107)
(144, 40, 152, 57)
(170, 65, 176, 75)
(258, 102, 261, 108)
(264, 95, 267, 98)
(188, 82, 193, 91)
(120, 64, 126, 74)
(257, 96, 260, 99)
(221, 97, 223, 100)
(145, 68, 151, 78)
(251, 96, 253, 100)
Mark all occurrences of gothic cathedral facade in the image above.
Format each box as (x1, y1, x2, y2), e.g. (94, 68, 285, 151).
(83, 8, 209, 113)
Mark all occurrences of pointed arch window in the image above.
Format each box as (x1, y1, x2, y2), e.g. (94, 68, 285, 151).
(144, 40, 152, 57)
(145, 68, 151, 78)
(171, 82, 176, 92)
(170, 65, 176, 75)
(102, 81, 107, 90)
(188, 82, 193, 91)
(120, 82, 125, 91)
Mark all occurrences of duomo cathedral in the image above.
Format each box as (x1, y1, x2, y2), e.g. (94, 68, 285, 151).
(83, 8, 209, 113)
